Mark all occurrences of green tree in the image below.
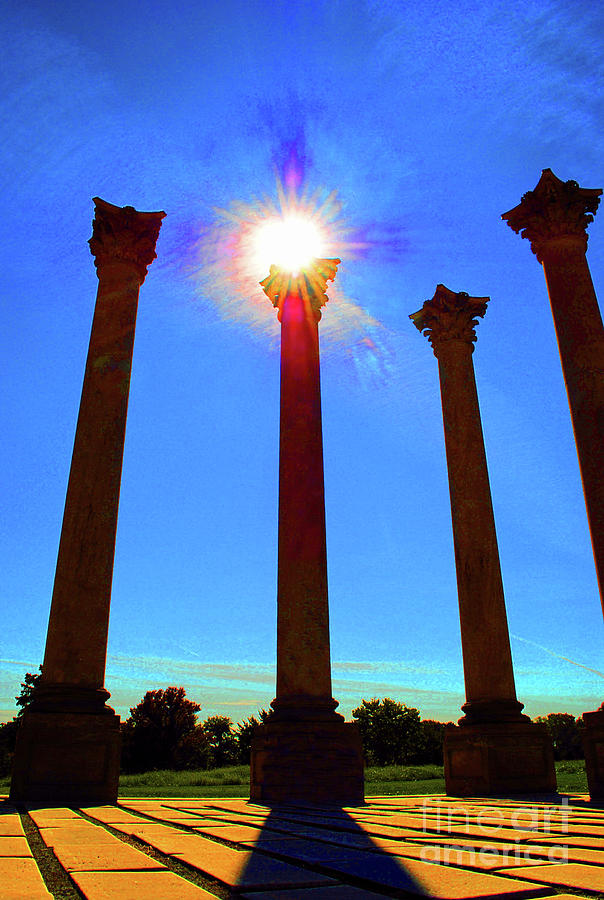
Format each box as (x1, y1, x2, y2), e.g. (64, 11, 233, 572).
(0, 666, 43, 776)
(122, 686, 201, 772)
(200, 715, 238, 768)
(416, 719, 452, 765)
(15, 667, 43, 716)
(234, 708, 272, 763)
(352, 698, 423, 766)
(535, 712, 584, 760)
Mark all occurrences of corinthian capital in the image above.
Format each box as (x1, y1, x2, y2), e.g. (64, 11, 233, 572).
(260, 258, 340, 321)
(410, 284, 489, 356)
(502, 169, 601, 262)
(89, 197, 166, 282)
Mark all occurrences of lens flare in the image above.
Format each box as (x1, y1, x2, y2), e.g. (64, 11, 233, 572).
(253, 214, 326, 275)
(189, 175, 394, 387)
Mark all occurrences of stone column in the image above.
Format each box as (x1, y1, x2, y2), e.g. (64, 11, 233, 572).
(250, 260, 364, 805)
(10, 198, 165, 805)
(503, 168, 604, 797)
(411, 284, 555, 795)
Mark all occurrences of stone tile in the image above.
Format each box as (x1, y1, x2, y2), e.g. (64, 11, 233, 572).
(500, 863, 604, 892)
(38, 825, 117, 846)
(244, 827, 372, 849)
(0, 837, 32, 856)
(0, 858, 53, 898)
(241, 837, 367, 865)
(529, 833, 604, 849)
(317, 854, 555, 898)
(81, 807, 155, 824)
(51, 839, 166, 872)
(372, 840, 555, 871)
(27, 807, 82, 822)
(123, 827, 218, 856)
(70, 870, 220, 899)
(149, 812, 223, 825)
(0, 815, 25, 837)
(173, 839, 337, 890)
(240, 886, 392, 899)
(192, 824, 285, 842)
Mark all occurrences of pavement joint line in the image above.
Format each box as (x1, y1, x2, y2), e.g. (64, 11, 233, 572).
(81, 809, 372, 898)
(17, 808, 84, 900)
(75, 808, 231, 898)
(149, 804, 577, 898)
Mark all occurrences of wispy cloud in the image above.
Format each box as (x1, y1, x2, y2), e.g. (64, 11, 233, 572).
(511, 635, 604, 679)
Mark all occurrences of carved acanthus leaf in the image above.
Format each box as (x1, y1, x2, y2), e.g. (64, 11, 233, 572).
(410, 284, 489, 355)
(260, 258, 340, 321)
(502, 169, 601, 261)
(89, 197, 166, 281)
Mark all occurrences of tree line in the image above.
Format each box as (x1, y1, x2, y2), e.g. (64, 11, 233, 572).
(0, 671, 587, 776)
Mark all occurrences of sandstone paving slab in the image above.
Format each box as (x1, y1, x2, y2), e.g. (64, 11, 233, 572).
(109, 822, 201, 852)
(70, 869, 222, 899)
(27, 807, 82, 822)
(369, 840, 558, 871)
(499, 863, 604, 893)
(243, 826, 377, 850)
(526, 833, 604, 849)
(0, 836, 32, 856)
(378, 833, 593, 864)
(38, 825, 118, 845)
(82, 806, 160, 825)
(230, 837, 371, 866)
(0, 815, 25, 837)
(310, 854, 557, 898)
(240, 885, 395, 899)
(525, 844, 604, 866)
(0, 857, 53, 899)
(172, 839, 338, 890)
(50, 839, 167, 872)
(191, 824, 292, 842)
(148, 812, 225, 824)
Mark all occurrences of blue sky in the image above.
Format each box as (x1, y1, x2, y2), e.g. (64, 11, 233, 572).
(1, 0, 603, 725)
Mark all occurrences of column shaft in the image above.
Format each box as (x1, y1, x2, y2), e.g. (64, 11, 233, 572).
(43, 262, 140, 693)
(411, 285, 555, 795)
(276, 291, 332, 702)
(250, 260, 364, 805)
(541, 243, 604, 606)
(10, 198, 164, 804)
(437, 341, 518, 713)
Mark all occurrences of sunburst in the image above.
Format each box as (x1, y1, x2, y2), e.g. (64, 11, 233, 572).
(191, 176, 392, 384)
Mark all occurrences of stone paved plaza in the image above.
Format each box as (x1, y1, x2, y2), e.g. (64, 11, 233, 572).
(1, 793, 603, 899)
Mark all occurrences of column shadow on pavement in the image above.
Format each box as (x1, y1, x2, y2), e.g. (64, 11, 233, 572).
(238, 804, 430, 897)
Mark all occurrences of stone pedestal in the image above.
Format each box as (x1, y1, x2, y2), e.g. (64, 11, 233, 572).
(252, 261, 364, 806)
(9, 708, 120, 807)
(444, 720, 556, 796)
(582, 706, 604, 800)
(10, 199, 164, 805)
(411, 285, 555, 796)
(251, 715, 364, 806)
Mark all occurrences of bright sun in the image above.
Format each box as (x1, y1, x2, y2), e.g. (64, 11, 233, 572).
(253, 214, 325, 275)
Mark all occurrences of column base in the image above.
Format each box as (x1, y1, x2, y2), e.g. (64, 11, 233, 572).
(582, 704, 604, 801)
(250, 714, 364, 806)
(10, 706, 121, 806)
(444, 720, 556, 796)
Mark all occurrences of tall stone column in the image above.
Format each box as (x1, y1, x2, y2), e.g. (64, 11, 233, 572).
(503, 168, 604, 797)
(250, 260, 364, 805)
(411, 285, 555, 795)
(10, 198, 165, 805)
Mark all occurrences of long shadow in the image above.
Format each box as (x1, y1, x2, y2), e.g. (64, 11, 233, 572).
(227, 802, 431, 897)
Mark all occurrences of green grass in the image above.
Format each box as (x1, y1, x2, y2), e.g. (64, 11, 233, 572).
(0, 759, 589, 798)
